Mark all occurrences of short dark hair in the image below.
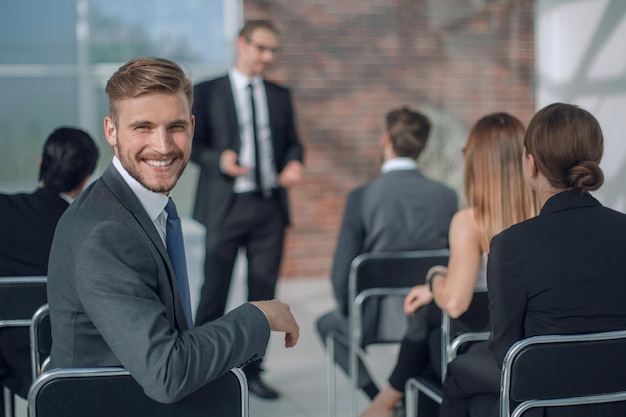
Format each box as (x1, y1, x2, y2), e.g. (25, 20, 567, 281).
(39, 127, 100, 193)
(239, 20, 280, 39)
(385, 106, 432, 159)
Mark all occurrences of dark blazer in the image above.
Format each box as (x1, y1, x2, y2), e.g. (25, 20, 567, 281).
(487, 190, 626, 366)
(444, 190, 626, 417)
(191, 75, 304, 229)
(330, 168, 458, 315)
(47, 163, 270, 403)
(0, 188, 68, 276)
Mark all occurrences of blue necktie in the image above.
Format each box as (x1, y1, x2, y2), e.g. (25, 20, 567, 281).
(164, 198, 193, 328)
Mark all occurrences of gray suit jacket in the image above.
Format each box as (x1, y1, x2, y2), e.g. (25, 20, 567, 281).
(47, 163, 270, 403)
(331, 168, 458, 315)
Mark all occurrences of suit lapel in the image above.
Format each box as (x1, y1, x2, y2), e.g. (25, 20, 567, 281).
(263, 81, 278, 147)
(221, 76, 241, 150)
(100, 164, 190, 330)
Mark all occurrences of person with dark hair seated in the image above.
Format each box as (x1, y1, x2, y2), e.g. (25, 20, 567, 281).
(439, 103, 626, 417)
(0, 126, 99, 417)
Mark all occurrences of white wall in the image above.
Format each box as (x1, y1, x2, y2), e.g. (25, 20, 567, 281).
(536, 0, 626, 212)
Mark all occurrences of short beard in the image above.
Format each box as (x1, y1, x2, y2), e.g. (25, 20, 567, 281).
(130, 159, 188, 194)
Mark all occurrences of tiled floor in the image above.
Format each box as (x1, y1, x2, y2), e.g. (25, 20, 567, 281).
(227, 274, 399, 417)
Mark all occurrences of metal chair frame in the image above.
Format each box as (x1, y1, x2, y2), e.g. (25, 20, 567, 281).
(27, 366, 248, 417)
(29, 303, 51, 380)
(0, 276, 47, 417)
(325, 249, 450, 417)
(405, 290, 490, 417)
(501, 330, 626, 417)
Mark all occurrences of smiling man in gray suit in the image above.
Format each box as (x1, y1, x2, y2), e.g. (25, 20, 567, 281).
(47, 57, 299, 404)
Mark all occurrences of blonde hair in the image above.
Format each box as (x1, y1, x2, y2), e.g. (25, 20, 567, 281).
(105, 57, 193, 122)
(464, 113, 539, 251)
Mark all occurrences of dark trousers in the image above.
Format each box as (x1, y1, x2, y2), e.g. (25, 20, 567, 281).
(315, 310, 375, 389)
(439, 343, 500, 417)
(195, 192, 285, 376)
(389, 303, 441, 391)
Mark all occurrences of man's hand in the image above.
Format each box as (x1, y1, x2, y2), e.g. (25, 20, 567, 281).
(278, 161, 303, 187)
(220, 149, 249, 177)
(251, 299, 300, 348)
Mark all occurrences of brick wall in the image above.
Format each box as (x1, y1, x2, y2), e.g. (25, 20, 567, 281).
(243, 0, 535, 280)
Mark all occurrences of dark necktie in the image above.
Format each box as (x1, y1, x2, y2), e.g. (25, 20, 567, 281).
(164, 198, 193, 328)
(248, 83, 263, 190)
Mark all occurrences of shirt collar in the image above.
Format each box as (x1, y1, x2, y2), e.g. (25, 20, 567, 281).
(381, 157, 418, 174)
(58, 192, 74, 204)
(112, 157, 169, 221)
(230, 67, 262, 90)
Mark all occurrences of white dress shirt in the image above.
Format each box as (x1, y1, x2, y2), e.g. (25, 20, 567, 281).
(229, 68, 277, 193)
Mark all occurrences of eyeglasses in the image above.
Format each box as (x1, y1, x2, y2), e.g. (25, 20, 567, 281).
(245, 38, 280, 55)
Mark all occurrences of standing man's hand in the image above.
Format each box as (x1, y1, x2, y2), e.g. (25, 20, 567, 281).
(220, 149, 249, 177)
(278, 160, 303, 187)
(251, 299, 300, 348)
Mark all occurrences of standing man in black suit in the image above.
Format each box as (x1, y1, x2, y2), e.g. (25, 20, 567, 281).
(0, 126, 98, 417)
(191, 20, 304, 399)
(316, 107, 458, 402)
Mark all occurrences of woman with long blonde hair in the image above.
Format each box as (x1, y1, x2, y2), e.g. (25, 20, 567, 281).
(361, 112, 538, 417)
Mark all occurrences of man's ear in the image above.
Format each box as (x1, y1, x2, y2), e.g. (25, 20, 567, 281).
(382, 131, 391, 147)
(104, 116, 117, 147)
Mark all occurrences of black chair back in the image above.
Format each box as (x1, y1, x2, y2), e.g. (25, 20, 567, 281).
(352, 249, 450, 295)
(349, 249, 450, 345)
(0, 276, 47, 417)
(0, 276, 47, 320)
(28, 367, 248, 417)
(501, 330, 626, 417)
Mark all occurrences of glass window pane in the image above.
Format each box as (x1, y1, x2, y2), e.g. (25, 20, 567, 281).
(0, 77, 78, 188)
(89, 0, 231, 64)
(0, 0, 77, 65)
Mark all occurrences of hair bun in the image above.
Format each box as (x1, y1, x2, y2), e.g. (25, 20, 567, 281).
(567, 161, 604, 192)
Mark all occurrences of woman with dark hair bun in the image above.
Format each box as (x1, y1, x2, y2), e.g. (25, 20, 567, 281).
(440, 103, 626, 417)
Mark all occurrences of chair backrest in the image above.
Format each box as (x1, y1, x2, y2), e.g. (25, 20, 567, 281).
(0, 276, 48, 393)
(28, 367, 248, 417)
(349, 249, 450, 346)
(501, 330, 626, 417)
(30, 303, 51, 379)
(0, 276, 47, 321)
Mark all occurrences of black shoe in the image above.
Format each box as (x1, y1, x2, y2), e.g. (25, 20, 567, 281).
(247, 375, 280, 400)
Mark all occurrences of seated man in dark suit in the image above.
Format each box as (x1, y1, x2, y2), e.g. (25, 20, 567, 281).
(47, 57, 300, 405)
(0, 126, 99, 417)
(316, 106, 458, 401)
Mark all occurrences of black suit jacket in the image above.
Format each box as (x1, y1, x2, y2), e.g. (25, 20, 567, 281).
(487, 190, 626, 366)
(0, 188, 69, 276)
(449, 191, 626, 417)
(191, 75, 304, 229)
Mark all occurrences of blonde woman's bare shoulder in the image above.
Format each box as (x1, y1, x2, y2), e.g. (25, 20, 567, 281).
(449, 207, 482, 247)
